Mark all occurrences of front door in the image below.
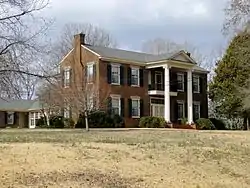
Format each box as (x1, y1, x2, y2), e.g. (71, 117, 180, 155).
(151, 104, 164, 117)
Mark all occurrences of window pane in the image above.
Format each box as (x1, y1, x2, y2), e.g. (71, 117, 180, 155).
(132, 100, 139, 117)
(177, 103, 184, 119)
(131, 69, 139, 86)
(177, 74, 184, 90)
(193, 77, 199, 92)
(112, 98, 119, 108)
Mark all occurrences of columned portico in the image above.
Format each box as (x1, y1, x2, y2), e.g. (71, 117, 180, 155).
(163, 65, 171, 123)
(187, 69, 194, 124)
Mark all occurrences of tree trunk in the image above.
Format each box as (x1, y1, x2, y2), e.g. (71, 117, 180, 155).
(84, 111, 89, 131)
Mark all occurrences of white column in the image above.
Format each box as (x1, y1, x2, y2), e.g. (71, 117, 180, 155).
(164, 65, 171, 123)
(187, 69, 193, 124)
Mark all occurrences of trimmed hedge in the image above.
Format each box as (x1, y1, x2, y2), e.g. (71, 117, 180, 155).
(36, 116, 75, 129)
(209, 118, 227, 130)
(196, 118, 216, 130)
(139, 116, 166, 128)
(75, 111, 124, 128)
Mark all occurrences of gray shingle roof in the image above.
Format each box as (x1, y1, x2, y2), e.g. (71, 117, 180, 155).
(83, 45, 208, 73)
(84, 45, 177, 63)
(0, 99, 43, 112)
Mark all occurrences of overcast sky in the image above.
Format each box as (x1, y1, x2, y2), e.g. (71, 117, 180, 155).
(45, 0, 229, 55)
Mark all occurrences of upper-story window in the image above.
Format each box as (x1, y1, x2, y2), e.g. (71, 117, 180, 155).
(64, 67, 71, 88)
(131, 67, 139, 86)
(177, 73, 184, 91)
(193, 75, 200, 93)
(87, 62, 94, 83)
(111, 64, 120, 84)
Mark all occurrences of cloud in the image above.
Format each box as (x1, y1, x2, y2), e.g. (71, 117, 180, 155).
(45, 0, 227, 54)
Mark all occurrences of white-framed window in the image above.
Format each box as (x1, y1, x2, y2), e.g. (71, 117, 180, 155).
(193, 102, 201, 120)
(30, 112, 40, 127)
(111, 64, 120, 85)
(131, 67, 139, 86)
(7, 112, 14, 125)
(87, 62, 94, 83)
(131, 97, 140, 118)
(111, 95, 121, 115)
(193, 75, 200, 93)
(177, 101, 185, 119)
(64, 67, 71, 88)
(177, 73, 184, 91)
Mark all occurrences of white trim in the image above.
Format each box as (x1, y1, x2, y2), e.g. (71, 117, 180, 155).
(131, 67, 140, 87)
(87, 61, 95, 66)
(110, 94, 121, 98)
(59, 49, 74, 65)
(148, 90, 177, 96)
(177, 72, 184, 92)
(193, 75, 200, 93)
(130, 96, 140, 100)
(81, 45, 101, 57)
(169, 50, 197, 64)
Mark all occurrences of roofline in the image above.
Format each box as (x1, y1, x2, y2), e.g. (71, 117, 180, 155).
(81, 45, 101, 57)
(99, 57, 146, 66)
(59, 48, 74, 65)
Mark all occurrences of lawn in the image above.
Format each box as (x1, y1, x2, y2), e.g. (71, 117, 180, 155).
(0, 129, 250, 188)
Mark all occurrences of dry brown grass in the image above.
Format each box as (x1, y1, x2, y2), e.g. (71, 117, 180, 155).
(0, 129, 250, 188)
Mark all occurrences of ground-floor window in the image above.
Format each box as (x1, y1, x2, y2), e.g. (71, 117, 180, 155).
(111, 96, 121, 115)
(193, 102, 201, 120)
(131, 98, 140, 117)
(177, 101, 185, 119)
(7, 112, 14, 125)
(30, 112, 40, 127)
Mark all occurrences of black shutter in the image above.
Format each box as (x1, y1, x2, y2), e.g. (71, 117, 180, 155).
(140, 99, 144, 117)
(170, 71, 178, 92)
(192, 76, 195, 93)
(200, 102, 203, 119)
(13, 112, 16, 125)
(184, 73, 187, 92)
(70, 68, 73, 87)
(139, 69, 144, 87)
(4, 112, 7, 125)
(93, 63, 96, 82)
(121, 98, 125, 117)
(62, 70, 64, 87)
(61, 107, 64, 117)
(107, 97, 112, 115)
(175, 102, 178, 122)
(128, 99, 132, 117)
(199, 76, 203, 94)
(185, 102, 188, 119)
(69, 107, 73, 118)
(127, 67, 131, 86)
(120, 66, 124, 85)
(107, 64, 111, 84)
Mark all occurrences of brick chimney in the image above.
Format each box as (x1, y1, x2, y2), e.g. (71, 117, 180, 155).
(74, 33, 85, 46)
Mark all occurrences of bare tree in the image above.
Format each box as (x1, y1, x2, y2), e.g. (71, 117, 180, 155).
(52, 23, 117, 62)
(142, 38, 206, 67)
(223, 0, 250, 35)
(0, 0, 53, 99)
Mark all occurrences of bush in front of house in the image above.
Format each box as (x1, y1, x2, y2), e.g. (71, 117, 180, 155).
(209, 118, 227, 130)
(195, 118, 216, 130)
(64, 118, 75, 128)
(36, 117, 48, 128)
(75, 111, 125, 128)
(49, 115, 65, 128)
(139, 116, 166, 128)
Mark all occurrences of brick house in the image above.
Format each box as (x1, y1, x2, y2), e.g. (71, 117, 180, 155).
(60, 33, 209, 127)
